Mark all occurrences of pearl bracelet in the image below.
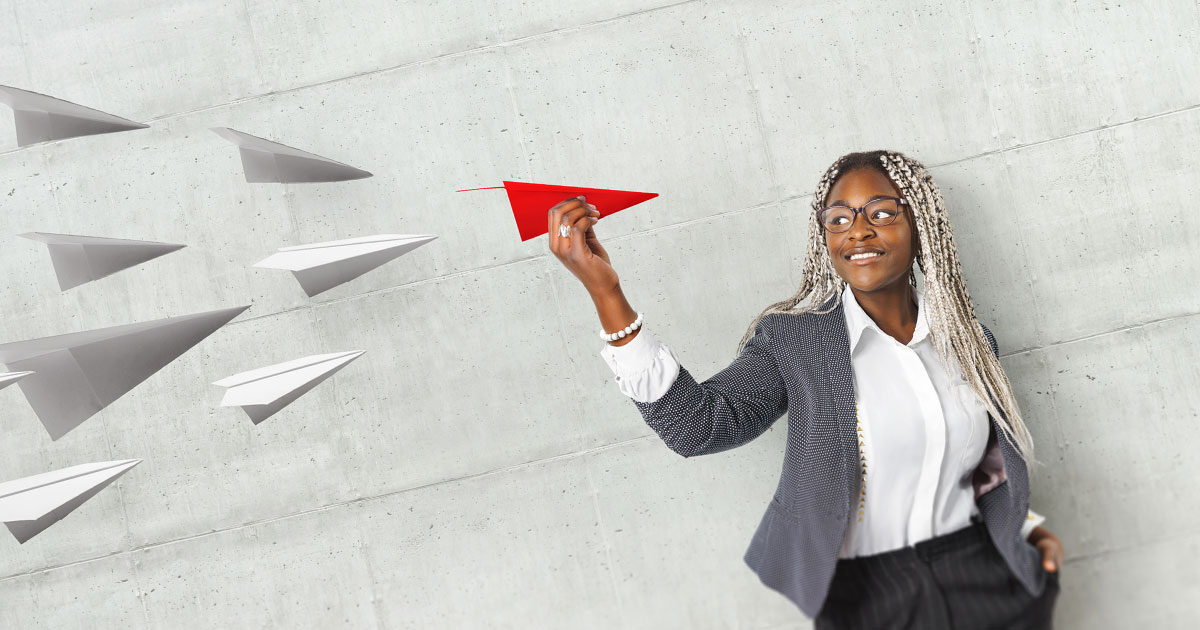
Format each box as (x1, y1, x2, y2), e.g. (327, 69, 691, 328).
(600, 311, 643, 342)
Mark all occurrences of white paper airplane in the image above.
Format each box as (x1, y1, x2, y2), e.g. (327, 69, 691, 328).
(0, 85, 149, 147)
(214, 350, 365, 424)
(0, 371, 33, 391)
(0, 459, 141, 543)
(20, 232, 186, 291)
(211, 127, 372, 183)
(0, 305, 250, 440)
(254, 234, 437, 296)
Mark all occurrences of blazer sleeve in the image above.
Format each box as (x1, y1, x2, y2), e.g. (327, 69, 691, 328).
(629, 315, 788, 458)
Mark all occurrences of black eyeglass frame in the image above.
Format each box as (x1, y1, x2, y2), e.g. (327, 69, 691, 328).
(816, 196, 910, 234)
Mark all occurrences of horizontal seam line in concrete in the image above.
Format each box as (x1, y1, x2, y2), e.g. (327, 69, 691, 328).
(1059, 526, 1200, 565)
(228, 251, 544, 325)
(999, 310, 1200, 357)
(0, 25, 1193, 157)
(0, 433, 658, 583)
(926, 102, 1200, 168)
(0, 0, 702, 159)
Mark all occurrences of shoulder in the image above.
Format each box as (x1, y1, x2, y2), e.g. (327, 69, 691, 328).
(758, 309, 823, 345)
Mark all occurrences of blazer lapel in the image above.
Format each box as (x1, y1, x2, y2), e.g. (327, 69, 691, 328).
(814, 294, 860, 522)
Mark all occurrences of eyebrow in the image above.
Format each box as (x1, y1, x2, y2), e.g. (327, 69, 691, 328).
(827, 194, 893, 206)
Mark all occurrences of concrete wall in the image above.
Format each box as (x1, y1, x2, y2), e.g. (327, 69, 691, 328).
(0, 1, 1196, 627)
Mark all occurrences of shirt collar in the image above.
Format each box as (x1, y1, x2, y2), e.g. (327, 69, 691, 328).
(841, 283, 928, 353)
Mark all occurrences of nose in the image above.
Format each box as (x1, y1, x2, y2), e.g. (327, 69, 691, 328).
(845, 208, 877, 241)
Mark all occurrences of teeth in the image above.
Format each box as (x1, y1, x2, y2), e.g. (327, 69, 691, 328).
(849, 252, 882, 260)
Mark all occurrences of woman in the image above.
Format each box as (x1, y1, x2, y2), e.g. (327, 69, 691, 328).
(547, 149, 1065, 628)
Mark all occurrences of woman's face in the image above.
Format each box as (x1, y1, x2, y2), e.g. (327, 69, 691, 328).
(822, 167, 918, 293)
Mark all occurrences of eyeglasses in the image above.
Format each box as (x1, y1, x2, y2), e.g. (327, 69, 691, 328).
(816, 197, 909, 233)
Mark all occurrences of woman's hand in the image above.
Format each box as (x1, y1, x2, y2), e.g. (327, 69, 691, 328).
(548, 195, 619, 297)
(1029, 526, 1064, 573)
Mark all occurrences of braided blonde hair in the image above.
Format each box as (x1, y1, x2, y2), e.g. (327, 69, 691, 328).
(737, 149, 1039, 474)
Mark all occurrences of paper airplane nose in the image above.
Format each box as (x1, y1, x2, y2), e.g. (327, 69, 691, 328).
(457, 181, 658, 241)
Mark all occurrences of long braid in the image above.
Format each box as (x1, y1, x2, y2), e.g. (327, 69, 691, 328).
(736, 149, 1040, 475)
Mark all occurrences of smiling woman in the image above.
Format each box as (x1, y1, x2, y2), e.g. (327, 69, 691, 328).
(547, 148, 1062, 626)
(738, 149, 1062, 627)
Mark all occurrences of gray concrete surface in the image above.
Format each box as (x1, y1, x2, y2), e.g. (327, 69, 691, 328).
(0, 0, 1197, 628)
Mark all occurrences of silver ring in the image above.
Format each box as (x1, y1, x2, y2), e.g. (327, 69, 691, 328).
(558, 223, 571, 238)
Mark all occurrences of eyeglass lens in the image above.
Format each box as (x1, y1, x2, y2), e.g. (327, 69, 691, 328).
(821, 198, 901, 232)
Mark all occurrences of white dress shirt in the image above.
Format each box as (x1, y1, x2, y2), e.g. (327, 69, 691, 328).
(598, 284, 1045, 557)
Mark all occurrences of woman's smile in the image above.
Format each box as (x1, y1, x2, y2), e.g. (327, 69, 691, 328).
(847, 251, 886, 265)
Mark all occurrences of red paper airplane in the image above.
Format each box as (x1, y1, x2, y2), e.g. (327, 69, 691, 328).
(456, 181, 658, 241)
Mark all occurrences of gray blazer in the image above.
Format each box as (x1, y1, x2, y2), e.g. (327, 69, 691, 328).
(629, 292, 1048, 617)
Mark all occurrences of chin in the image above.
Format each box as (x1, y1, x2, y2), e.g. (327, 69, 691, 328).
(843, 273, 901, 291)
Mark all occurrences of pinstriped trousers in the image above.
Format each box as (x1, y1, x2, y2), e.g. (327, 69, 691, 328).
(814, 518, 1059, 629)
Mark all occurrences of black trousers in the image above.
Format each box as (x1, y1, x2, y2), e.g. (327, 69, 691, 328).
(815, 518, 1060, 629)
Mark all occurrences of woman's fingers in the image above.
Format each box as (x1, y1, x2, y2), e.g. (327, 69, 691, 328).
(548, 196, 585, 253)
(552, 198, 598, 258)
(1036, 537, 1063, 572)
(566, 210, 599, 258)
(583, 214, 602, 245)
(548, 196, 596, 255)
(545, 195, 616, 294)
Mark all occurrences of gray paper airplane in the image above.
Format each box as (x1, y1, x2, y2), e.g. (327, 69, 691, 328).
(20, 232, 186, 291)
(254, 234, 437, 296)
(0, 459, 140, 543)
(211, 127, 372, 183)
(0, 85, 148, 147)
(214, 350, 366, 424)
(0, 305, 250, 440)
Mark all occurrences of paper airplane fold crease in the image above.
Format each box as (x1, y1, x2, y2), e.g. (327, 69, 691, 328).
(254, 234, 436, 296)
(214, 350, 365, 424)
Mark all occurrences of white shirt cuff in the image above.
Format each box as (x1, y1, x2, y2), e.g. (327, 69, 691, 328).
(598, 326, 680, 403)
(600, 326, 660, 372)
(1021, 508, 1047, 541)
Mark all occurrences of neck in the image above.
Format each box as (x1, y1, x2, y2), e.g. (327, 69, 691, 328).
(850, 282, 919, 345)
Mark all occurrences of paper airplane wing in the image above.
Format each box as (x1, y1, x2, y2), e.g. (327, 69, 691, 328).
(213, 350, 364, 424)
(0, 305, 249, 440)
(20, 232, 186, 291)
(254, 234, 437, 296)
(0, 85, 148, 147)
(0, 459, 140, 543)
(0, 371, 33, 391)
(211, 127, 372, 183)
(457, 181, 658, 241)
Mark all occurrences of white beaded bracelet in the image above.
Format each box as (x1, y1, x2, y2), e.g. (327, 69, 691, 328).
(600, 311, 643, 342)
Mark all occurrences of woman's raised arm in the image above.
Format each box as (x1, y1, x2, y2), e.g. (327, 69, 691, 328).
(548, 195, 788, 458)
